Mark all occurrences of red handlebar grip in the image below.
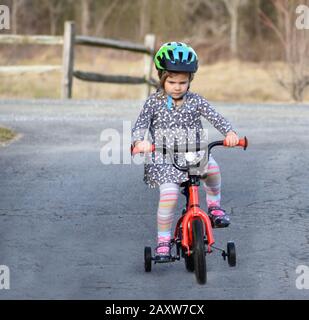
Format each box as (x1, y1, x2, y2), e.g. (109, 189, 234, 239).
(223, 136, 248, 150)
(131, 144, 155, 155)
(238, 137, 248, 149)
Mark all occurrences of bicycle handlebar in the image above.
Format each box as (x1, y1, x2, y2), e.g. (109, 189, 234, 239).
(131, 136, 248, 173)
(131, 136, 248, 174)
(131, 136, 248, 156)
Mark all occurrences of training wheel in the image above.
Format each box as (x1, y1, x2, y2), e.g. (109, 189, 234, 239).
(144, 246, 152, 272)
(227, 241, 236, 267)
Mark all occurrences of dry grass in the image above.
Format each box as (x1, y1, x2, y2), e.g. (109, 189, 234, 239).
(0, 47, 308, 102)
(192, 60, 299, 103)
(0, 126, 16, 143)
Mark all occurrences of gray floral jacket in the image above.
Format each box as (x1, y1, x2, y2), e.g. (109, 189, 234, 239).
(131, 89, 233, 188)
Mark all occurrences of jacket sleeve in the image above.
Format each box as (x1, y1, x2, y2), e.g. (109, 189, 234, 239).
(131, 98, 154, 145)
(197, 96, 234, 136)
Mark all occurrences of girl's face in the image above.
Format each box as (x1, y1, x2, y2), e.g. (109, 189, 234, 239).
(164, 72, 190, 100)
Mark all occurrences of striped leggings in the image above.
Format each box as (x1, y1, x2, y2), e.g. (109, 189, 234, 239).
(157, 155, 221, 245)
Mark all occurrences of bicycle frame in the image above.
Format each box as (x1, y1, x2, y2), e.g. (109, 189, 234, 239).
(174, 180, 214, 256)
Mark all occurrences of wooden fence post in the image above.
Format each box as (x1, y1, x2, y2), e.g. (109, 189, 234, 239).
(143, 34, 156, 99)
(61, 21, 75, 99)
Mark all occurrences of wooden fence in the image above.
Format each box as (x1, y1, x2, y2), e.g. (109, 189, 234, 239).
(0, 21, 157, 99)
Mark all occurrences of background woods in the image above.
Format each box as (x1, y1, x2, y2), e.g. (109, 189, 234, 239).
(0, 0, 309, 101)
(2, 0, 306, 61)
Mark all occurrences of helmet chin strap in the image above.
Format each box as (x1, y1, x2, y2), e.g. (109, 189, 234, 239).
(167, 92, 187, 110)
(167, 95, 173, 110)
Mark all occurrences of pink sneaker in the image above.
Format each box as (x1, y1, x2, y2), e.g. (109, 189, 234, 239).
(207, 201, 230, 228)
(155, 241, 171, 261)
(156, 242, 170, 254)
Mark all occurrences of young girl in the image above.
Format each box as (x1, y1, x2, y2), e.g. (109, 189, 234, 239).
(132, 42, 239, 260)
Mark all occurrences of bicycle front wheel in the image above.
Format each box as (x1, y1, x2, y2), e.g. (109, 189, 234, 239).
(184, 251, 194, 272)
(192, 219, 207, 284)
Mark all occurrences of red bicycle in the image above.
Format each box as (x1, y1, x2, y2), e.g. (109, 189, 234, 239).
(131, 136, 248, 284)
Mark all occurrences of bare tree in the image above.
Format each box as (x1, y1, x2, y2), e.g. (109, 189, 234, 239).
(41, 0, 64, 35)
(139, 0, 149, 39)
(253, 0, 262, 42)
(260, 0, 309, 101)
(222, 0, 247, 57)
(11, 0, 25, 34)
(180, 0, 229, 57)
(81, 0, 93, 36)
(199, 0, 229, 49)
(94, 0, 121, 36)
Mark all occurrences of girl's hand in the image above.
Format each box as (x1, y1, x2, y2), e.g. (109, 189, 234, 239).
(134, 140, 153, 153)
(224, 131, 239, 147)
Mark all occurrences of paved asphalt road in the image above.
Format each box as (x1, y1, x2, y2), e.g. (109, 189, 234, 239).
(0, 99, 308, 299)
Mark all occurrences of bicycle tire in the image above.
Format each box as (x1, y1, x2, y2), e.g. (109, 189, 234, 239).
(227, 241, 236, 267)
(180, 221, 194, 272)
(192, 219, 207, 284)
(144, 247, 152, 272)
(184, 251, 194, 272)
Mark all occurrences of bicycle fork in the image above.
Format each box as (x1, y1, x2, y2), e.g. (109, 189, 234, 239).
(175, 184, 215, 255)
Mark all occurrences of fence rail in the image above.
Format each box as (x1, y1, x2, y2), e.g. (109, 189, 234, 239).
(74, 71, 157, 85)
(75, 35, 152, 54)
(0, 65, 61, 74)
(0, 35, 63, 45)
(0, 21, 157, 99)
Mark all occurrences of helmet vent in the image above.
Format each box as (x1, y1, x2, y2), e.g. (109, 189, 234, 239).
(188, 52, 192, 62)
(179, 51, 183, 62)
(167, 50, 174, 61)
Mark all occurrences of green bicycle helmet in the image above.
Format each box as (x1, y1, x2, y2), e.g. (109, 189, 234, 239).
(154, 42, 198, 73)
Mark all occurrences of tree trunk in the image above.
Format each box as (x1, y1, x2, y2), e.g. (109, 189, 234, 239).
(94, 0, 120, 37)
(254, 0, 262, 42)
(45, 1, 63, 35)
(11, 0, 20, 34)
(230, 6, 238, 56)
(50, 14, 57, 35)
(223, 0, 241, 57)
(81, 0, 92, 36)
(139, 0, 149, 39)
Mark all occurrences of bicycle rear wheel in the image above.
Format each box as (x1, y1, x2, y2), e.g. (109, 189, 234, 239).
(192, 219, 207, 284)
